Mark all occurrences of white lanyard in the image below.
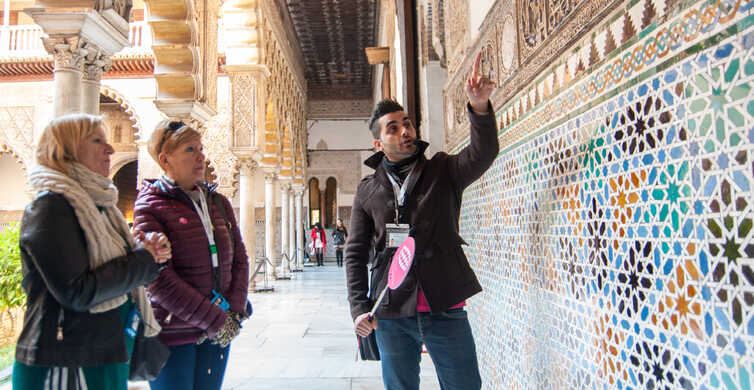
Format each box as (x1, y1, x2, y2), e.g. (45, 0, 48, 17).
(189, 188, 219, 268)
(385, 167, 414, 208)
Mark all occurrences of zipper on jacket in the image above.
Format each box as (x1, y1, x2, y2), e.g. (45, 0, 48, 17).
(165, 312, 173, 324)
(56, 309, 64, 341)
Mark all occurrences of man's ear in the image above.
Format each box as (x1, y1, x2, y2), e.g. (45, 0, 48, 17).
(373, 138, 383, 152)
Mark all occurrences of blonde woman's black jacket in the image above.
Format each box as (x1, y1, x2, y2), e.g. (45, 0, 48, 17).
(15, 191, 161, 367)
(345, 102, 499, 320)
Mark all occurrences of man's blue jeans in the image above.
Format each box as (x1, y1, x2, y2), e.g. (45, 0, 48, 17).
(374, 308, 482, 390)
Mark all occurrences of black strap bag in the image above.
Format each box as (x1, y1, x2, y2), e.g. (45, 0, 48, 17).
(357, 331, 381, 361)
(129, 322, 170, 381)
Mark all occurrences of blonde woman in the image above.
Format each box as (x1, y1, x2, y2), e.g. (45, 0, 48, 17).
(133, 120, 250, 390)
(13, 114, 170, 390)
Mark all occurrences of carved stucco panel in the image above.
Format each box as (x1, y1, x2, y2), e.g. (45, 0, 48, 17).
(0, 107, 34, 170)
(306, 151, 363, 195)
(230, 73, 257, 148)
(204, 107, 239, 199)
(445, 0, 469, 71)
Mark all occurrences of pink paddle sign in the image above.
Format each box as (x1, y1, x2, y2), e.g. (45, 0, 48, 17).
(388, 237, 415, 289)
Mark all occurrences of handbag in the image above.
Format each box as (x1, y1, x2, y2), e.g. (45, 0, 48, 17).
(357, 331, 380, 361)
(129, 323, 170, 381)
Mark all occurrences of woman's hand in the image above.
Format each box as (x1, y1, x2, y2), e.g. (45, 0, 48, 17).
(135, 231, 171, 263)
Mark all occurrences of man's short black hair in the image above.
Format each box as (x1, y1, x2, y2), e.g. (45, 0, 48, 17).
(368, 99, 405, 139)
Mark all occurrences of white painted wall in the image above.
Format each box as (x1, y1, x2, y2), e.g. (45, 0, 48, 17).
(0, 153, 30, 210)
(307, 120, 374, 150)
(421, 61, 447, 156)
(469, 0, 497, 41)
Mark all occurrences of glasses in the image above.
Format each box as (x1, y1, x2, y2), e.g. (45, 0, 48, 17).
(157, 121, 185, 154)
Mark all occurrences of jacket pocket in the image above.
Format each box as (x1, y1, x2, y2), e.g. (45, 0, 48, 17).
(369, 247, 396, 307)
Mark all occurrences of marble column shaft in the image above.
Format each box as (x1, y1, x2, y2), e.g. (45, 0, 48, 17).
(264, 173, 276, 264)
(288, 187, 295, 267)
(49, 40, 85, 116)
(294, 190, 304, 269)
(280, 183, 290, 271)
(239, 161, 257, 275)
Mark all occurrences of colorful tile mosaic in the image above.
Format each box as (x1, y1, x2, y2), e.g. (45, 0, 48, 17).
(456, 0, 754, 388)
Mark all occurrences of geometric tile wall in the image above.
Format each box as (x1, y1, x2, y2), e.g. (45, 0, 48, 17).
(457, 1, 754, 388)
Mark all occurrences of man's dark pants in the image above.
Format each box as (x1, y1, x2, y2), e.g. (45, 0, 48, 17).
(374, 308, 481, 390)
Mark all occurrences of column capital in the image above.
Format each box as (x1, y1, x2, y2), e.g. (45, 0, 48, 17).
(82, 48, 114, 82)
(263, 170, 277, 183)
(238, 158, 258, 176)
(43, 36, 87, 71)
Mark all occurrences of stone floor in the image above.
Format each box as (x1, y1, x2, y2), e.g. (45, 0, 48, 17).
(123, 264, 439, 390)
(218, 265, 440, 390)
(0, 265, 442, 390)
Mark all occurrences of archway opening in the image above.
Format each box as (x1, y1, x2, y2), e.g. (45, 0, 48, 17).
(308, 178, 320, 226)
(0, 152, 28, 229)
(325, 177, 337, 228)
(113, 160, 138, 225)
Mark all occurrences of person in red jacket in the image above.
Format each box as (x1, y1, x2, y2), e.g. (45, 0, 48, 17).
(310, 222, 326, 266)
(133, 120, 250, 390)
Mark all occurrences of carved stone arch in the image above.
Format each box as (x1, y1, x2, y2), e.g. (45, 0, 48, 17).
(100, 86, 143, 140)
(144, 0, 203, 104)
(110, 153, 138, 179)
(0, 143, 28, 171)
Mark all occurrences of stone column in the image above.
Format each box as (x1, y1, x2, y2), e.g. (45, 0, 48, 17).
(294, 188, 304, 270)
(280, 182, 290, 274)
(28, 8, 130, 117)
(82, 51, 113, 115)
(288, 187, 295, 268)
(238, 159, 257, 283)
(45, 37, 86, 116)
(264, 172, 276, 266)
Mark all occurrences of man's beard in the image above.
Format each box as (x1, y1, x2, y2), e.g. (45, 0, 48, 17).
(384, 142, 417, 160)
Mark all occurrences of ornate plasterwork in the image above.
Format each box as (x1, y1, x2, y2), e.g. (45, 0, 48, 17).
(101, 104, 137, 152)
(445, 0, 470, 72)
(431, 0, 447, 64)
(443, 0, 620, 150)
(204, 106, 239, 199)
(229, 72, 258, 148)
(0, 107, 34, 171)
(100, 85, 143, 140)
(307, 150, 364, 195)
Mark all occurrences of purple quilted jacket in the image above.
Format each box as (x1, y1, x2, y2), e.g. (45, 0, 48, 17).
(133, 178, 249, 346)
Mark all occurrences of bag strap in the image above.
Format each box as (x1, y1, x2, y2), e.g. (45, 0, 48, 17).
(212, 193, 235, 251)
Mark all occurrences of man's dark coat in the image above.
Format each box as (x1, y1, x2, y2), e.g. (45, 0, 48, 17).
(345, 102, 499, 320)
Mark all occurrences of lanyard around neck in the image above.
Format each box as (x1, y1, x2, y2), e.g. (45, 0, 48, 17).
(385, 162, 417, 224)
(188, 188, 219, 269)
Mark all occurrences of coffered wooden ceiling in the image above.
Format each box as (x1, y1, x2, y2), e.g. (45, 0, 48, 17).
(284, 0, 377, 101)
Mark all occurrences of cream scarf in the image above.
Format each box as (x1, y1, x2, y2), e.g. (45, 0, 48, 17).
(28, 163, 161, 337)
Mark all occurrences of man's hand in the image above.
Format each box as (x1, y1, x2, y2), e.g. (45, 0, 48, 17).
(466, 51, 497, 115)
(354, 312, 378, 337)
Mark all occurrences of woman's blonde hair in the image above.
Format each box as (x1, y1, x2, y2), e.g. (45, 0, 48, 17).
(36, 113, 104, 175)
(147, 119, 202, 169)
